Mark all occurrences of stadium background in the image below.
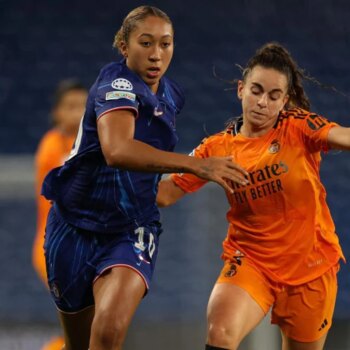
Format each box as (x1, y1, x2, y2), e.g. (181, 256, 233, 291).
(1, 0, 350, 349)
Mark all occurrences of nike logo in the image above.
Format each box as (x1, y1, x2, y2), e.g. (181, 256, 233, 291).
(153, 106, 163, 116)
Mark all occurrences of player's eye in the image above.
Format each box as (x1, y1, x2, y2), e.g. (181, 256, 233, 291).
(251, 88, 261, 95)
(270, 93, 281, 101)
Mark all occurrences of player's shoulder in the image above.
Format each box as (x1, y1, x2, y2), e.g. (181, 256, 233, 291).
(276, 107, 332, 131)
(277, 108, 314, 126)
(97, 60, 148, 95)
(197, 128, 231, 148)
(190, 128, 233, 157)
(99, 61, 130, 79)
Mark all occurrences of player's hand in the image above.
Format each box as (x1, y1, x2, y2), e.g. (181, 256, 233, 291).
(194, 156, 249, 193)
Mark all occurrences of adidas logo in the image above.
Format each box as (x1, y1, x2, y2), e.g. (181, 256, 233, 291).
(318, 319, 328, 331)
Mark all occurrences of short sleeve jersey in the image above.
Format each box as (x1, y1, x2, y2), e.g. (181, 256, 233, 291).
(172, 108, 344, 285)
(42, 60, 185, 233)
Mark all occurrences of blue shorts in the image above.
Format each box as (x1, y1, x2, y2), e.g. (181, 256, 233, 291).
(44, 207, 162, 313)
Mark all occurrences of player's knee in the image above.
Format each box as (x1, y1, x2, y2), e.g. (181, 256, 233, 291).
(92, 312, 128, 348)
(207, 322, 239, 350)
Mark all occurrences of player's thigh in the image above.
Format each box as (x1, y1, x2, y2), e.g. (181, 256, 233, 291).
(207, 283, 266, 343)
(91, 222, 161, 334)
(207, 258, 275, 345)
(93, 266, 146, 321)
(58, 305, 94, 350)
(90, 266, 145, 347)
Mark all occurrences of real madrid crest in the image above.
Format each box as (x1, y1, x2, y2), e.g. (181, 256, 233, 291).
(224, 263, 237, 277)
(268, 139, 280, 154)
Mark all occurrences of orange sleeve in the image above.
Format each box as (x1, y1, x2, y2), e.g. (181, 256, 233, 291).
(171, 132, 229, 193)
(288, 108, 338, 152)
(171, 138, 209, 193)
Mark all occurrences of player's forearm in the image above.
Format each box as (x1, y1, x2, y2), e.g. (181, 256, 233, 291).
(327, 126, 350, 150)
(157, 177, 187, 207)
(103, 138, 200, 174)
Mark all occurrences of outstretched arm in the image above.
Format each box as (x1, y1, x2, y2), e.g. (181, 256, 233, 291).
(98, 110, 248, 193)
(328, 126, 350, 150)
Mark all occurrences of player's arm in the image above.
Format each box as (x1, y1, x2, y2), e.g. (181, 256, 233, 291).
(157, 176, 186, 207)
(327, 126, 350, 150)
(97, 110, 249, 193)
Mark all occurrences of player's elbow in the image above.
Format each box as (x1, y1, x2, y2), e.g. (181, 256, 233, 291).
(157, 180, 185, 207)
(103, 148, 130, 168)
(157, 181, 172, 207)
(156, 194, 171, 208)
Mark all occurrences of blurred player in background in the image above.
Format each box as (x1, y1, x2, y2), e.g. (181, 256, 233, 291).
(157, 42, 350, 350)
(33, 79, 87, 350)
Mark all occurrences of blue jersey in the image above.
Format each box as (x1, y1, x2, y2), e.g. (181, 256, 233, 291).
(42, 60, 185, 233)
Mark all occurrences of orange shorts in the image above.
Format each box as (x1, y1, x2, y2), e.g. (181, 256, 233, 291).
(217, 256, 339, 342)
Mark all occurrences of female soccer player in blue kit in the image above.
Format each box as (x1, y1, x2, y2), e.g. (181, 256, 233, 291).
(41, 6, 247, 350)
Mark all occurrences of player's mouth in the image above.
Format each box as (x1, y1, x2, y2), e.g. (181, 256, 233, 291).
(146, 67, 161, 78)
(251, 110, 266, 118)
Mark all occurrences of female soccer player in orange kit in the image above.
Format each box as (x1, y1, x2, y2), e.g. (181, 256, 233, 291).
(33, 79, 87, 350)
(157, 42, 350, 350)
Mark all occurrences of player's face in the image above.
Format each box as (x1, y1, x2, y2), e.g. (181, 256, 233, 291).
(237, 65, 289, 136)
(121, 16, 174, 93)
(53, 90, 87, 135)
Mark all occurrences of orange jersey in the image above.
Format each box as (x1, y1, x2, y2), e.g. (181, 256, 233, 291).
(33, 128, 75, 282)
(172, 108, 345, 285)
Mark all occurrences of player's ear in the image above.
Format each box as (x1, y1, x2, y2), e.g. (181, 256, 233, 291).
(281, 94, 289, 111)
(237, 80, 244, 100)
(119, 41, 128, 58)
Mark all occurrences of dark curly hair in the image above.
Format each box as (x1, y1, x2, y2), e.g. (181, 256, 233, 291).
(242, 42, 310, 110)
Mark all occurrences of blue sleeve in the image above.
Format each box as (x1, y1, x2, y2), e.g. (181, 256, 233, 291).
(94, 63, 141, 119)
